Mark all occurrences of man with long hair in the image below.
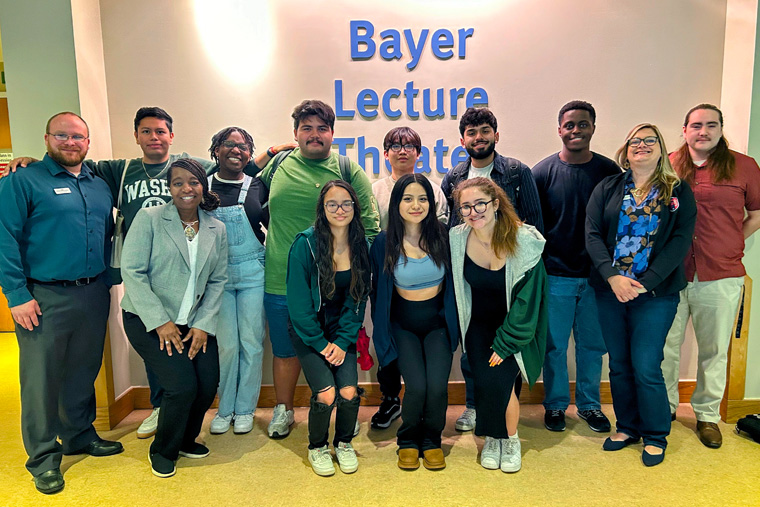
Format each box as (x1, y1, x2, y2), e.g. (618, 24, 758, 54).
(663, 104, 760, 448)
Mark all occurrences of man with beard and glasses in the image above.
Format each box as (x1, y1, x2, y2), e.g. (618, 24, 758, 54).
(441, 106, 542, 432)
(0, 112, 122, 495)
(532, 100, 620, 434)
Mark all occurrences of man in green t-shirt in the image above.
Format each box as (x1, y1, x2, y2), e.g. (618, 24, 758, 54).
(260, 99, 380, 439)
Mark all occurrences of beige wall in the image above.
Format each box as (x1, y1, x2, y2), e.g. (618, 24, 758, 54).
(91, 0, 730, 389)
(6, 1, 759, 396)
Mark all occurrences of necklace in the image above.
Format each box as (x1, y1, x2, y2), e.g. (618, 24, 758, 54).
(181, 219, 199, 241)
(142, 158, 170, 180)
(631, 186, 650, 199)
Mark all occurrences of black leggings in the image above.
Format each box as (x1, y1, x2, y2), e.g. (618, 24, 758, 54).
(391, 291, 452, 451)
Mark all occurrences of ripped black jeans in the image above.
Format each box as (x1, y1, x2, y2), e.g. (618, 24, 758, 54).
(290, 335, 359, 449)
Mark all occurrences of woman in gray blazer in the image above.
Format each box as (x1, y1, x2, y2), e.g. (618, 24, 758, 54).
(121, 158, 228, 478)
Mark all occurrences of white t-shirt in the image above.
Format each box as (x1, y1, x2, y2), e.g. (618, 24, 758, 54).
(467, 161, 494, 180)
(175, 236, 199, 326)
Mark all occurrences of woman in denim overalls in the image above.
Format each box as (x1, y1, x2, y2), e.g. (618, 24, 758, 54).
(206, 127, 268, 435)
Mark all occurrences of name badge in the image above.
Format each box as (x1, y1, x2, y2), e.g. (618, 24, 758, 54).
(54, 187, 72, 195)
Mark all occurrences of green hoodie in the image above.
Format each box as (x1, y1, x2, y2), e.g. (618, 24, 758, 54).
(286, 226, 368, 353)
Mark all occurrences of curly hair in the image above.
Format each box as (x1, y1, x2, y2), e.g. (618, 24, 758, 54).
(314, 180, 370, 302)
(166, 158, 220, 212)
(292, 99, 335, 130)
(459, 107, 497, 137)
(208, 126, 255, 165)
(384, 174, 450, 274)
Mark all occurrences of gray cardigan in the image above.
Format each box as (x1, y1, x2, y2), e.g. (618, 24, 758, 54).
(449, 223, 546, 384)
(121, 202, 228, 335)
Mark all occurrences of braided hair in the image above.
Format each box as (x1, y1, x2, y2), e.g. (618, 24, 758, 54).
(208, 126, 255, 165)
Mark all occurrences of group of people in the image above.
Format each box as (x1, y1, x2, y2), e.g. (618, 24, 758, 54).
(0, 98, 758, 494)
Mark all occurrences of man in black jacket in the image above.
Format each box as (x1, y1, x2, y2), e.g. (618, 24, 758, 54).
(441, 107, 542, 431)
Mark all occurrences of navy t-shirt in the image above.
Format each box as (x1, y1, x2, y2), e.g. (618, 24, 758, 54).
(532, 152, 620, 277)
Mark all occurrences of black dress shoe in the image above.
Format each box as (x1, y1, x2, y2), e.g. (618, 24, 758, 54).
(642, 448, 665, 467)
(67, 438, 124, 457)
(34, 468, 64, 494)
(602, 435, 640, 451)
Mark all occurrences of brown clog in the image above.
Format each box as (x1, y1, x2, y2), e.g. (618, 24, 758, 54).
(397, 448, 420, 470)
(422, 448, 446, 470)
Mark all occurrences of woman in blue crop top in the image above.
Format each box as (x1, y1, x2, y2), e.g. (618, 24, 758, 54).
(370, 174, 459, 471)
(286, 180, 371, 476)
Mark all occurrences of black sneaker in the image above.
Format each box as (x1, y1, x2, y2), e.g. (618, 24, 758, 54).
(178, 443, 210, 459)
(578, 409, 611, 433)
(149, 452, 176, 478)
(371, 396, 402, 429)
(544, 409, 566, 432)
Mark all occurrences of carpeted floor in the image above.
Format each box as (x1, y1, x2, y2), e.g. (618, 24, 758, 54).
(1, 333, 759, 506)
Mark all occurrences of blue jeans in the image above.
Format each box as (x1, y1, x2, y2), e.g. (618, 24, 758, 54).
(542, 276, 606, 411)
(263, 293, 297, 358)
(212, 199, 267, 417)
(216, 269, 265, 417)
(595, 290, 678, 449)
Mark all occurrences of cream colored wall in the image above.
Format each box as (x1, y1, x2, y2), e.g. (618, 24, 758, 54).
(744, 3, 760, 399)
(91, 0, 733, 388)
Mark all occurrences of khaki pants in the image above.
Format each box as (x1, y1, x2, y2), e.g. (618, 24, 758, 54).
(662, 275, 744, 423)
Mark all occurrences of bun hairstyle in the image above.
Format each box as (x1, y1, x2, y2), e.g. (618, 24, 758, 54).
(167, 158, 221, 211)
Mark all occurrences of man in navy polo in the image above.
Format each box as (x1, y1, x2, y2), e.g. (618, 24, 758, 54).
(0, 112, 123, 495)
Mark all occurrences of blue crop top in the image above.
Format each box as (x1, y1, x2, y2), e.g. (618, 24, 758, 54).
(393, 255, 445, 290)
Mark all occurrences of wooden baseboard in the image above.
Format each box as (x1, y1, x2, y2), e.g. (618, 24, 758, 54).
(127, 380, 699, 410)
(95, 388, 135, 431)
(720, 398, 760, 423)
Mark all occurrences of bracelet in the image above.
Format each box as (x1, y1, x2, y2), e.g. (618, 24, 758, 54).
(267, 146, 277, 158)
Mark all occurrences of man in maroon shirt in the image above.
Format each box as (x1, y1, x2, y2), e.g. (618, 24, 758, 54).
(663, 104, 760, 448)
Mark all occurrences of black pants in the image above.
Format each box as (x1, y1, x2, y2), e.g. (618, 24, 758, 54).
(123, 311, 219, 461)
(16, 279, 109, 477)
(290, 334, 359, 448)
(391, 291, 452, 451)
(377, 359, 402, 398)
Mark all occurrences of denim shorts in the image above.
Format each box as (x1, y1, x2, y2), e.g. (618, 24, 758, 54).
(263, 292, 297, 358)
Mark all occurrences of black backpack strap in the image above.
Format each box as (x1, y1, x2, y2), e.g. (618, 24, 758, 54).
(338, 154, 352, 183)
(504, 157, 521, 199)
(264, 149, 294, 187)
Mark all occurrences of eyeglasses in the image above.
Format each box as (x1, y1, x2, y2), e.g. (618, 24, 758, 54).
(629, 136, 658, 147)
(389, 144, 417, 153)
(50, 133, 88, 142)
(324, 200, 354, 213)
(458, 200, 493, 216)
(221, 140, 251, 151)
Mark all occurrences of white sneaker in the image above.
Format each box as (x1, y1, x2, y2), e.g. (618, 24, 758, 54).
(480, 436, 501, 470)
(455, 407, 476, 431)
(335, 441, 359, 473)
(308, 445, 335, 476)
(500, 437, 521, 473)
(353, 419, 361, 437)
(233, 414, 254, 434)
(210, 413, 233, 434)
(267, 404, 294, 438)
(137, 408, 160, 439)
